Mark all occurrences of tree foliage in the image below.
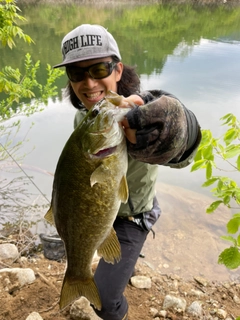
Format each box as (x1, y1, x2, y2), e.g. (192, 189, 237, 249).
(0, 53, 64, 120)
(192, 113, 240, 269)
(0, 0, 33, 48)
(0, 0, 64, 121)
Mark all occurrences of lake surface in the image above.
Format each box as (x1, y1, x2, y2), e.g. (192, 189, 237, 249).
(1, 2, 240, 280)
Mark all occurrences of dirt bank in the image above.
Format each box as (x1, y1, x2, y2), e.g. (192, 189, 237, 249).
(0, 254, 240, 320)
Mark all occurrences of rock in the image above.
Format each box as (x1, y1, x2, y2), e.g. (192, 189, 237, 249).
(0, 267, 35, 292)
(162, 295, 186, 311)
(70, 296, 101, 320)
(189, 289, 205, 298)
(233, 294, 240, 304)
(18, 256, 29, 264)
(149, 307, 159, 317)
(223, 282, 231, 289)
(216, 308, 227, 319)
(186, 301, 203, 317)
(159, 310, 167, 318)
(130, 275, 151, 289)
(193, 276, 209, 287)
(25, 312, 43, 320)
(0, 243, 19, 262)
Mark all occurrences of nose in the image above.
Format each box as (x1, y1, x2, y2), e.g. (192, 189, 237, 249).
(82, 72, 97, 87)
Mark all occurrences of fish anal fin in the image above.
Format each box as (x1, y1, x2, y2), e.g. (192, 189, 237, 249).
(118, 175, 129, 204)
(97, 227, 121, 264)
(44, 206, 55, 226)
(59, 273, 102, 310)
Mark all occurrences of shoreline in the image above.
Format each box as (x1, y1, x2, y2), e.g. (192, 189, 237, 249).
(17, 0, 240, 4)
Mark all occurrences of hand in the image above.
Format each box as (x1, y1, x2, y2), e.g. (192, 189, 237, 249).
(118, 95, 144, 108)
(121, 117, 137, 144)
(119, 95, 144, 144)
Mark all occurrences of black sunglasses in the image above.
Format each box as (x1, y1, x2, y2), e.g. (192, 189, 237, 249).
(66, 61, 117, 82)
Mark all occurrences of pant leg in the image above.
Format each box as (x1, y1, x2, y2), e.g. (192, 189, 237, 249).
(93, 217, 149, 320)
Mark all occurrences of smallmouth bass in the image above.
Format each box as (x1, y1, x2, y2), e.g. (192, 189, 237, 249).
(44, 92, 129, 310)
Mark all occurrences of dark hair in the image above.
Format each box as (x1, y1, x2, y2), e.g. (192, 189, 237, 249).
(65, 56, 141, 110)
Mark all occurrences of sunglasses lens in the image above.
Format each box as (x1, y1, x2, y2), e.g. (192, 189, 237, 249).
(89, 63, 110, 79)
(66, 68, 84, 82)
(66, 62, 115, 82)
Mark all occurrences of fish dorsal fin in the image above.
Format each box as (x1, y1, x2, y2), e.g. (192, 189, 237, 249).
(44, 206, 55, 226)
(97, 227, 121, 264)
(105, 91, 122, 106)
(118, 175, 129, 204)
(90, 164, 110, 187)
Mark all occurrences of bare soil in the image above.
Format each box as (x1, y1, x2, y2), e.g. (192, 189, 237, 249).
(0, 253, 240, 320)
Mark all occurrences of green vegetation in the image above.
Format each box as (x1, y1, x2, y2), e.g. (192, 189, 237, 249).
(0, 0, 63, 227)
(13, 2, 240, 77)
(0, 53, 63, 119)
(0, 0, 64, 120)
(192, 114, 240, 269)
(0, 0, 33, 47)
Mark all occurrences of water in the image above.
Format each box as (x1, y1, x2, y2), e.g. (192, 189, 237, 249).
(1, 1, 240, 281)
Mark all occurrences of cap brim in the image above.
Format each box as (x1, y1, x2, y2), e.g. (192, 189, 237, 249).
(53, 57, 85, 68)
(53, 53, 120, 68)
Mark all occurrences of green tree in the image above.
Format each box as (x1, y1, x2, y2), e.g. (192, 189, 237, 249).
(191, 113, 240, 269)
(0, 0, 64, 120)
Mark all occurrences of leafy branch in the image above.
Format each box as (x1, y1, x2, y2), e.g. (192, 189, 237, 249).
(191, 113, 240, 269)
(0, 0, 33, 48)
(0, 53, 64, 120)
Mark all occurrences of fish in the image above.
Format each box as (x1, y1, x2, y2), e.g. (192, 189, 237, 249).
(44, 91, 129, 310)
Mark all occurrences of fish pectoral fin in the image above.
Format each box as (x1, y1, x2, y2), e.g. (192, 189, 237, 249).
(97, 227, 121, 264)
(90, 164, 110, 187)
(60, 273, 102, 310)
(44, 206, 55, 226)
(118, 175, 129, 204)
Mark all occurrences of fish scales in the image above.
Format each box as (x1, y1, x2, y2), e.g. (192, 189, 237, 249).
(44, 91, 129, 310)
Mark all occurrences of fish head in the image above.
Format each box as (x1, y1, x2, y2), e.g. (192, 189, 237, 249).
(80, 92, 130, 159)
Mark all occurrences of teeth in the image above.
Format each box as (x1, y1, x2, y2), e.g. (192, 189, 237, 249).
(86, 92, 101, 99)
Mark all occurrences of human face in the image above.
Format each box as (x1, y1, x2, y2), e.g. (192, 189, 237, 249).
(68, 57, 123, 110)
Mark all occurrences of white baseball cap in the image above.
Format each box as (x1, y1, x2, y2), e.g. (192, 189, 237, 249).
(53, 24, 121, 68)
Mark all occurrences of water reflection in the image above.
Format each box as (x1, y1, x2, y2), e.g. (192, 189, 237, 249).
(1, 2, 240, 281)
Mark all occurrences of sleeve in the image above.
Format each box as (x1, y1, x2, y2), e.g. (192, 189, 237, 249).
(73, 109, 87, 129)
(126, 90, 201, 168)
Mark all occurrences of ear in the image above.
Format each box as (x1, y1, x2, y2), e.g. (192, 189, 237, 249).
(115, 62, 123, 82)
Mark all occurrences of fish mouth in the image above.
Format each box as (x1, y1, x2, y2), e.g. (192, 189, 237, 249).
(92, 146, 117, 158)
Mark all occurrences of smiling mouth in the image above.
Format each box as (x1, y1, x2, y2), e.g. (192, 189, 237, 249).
(85, 91, 103, 100)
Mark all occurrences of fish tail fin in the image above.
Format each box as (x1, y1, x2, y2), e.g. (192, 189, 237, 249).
(97, 227, 121, 264)
(59, 273, 102, 311)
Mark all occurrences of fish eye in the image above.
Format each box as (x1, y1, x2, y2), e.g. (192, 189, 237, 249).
(92, 106, 100, 117)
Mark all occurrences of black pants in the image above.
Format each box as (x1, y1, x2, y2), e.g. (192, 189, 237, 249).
(93, 217, 149, 320)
